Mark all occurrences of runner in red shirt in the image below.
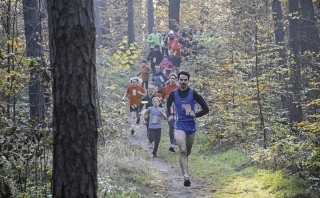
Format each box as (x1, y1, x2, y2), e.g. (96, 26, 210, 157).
(161, 73, 179, 152)
(169, 37, 184, 73)
(137, 60, 152, 89)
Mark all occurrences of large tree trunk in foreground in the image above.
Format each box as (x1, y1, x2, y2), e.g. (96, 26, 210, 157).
(47, 0, 100, 196)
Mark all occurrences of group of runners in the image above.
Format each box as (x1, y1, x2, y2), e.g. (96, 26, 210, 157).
(122, 27, 209, 187)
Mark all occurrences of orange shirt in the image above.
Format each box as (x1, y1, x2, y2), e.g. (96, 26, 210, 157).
(161, 84, 179, 101)
(126, 85, 146, 108)
(156, 92, 162, 100)
(140, 65, 152, 81)
(169, 42, 184, 58)
(162, 84, 179, 113)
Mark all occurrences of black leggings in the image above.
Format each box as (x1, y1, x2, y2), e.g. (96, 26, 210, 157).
(141, 80, 149, 90)
(149, 128, 161, 154)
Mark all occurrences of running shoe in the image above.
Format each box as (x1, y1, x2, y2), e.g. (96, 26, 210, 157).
(131, 129, 135, 135)
(153, 153, 158, 157)
(149, 142, 153, 148)
(169, 147, 175, 152)
(184, 176, 191, 187)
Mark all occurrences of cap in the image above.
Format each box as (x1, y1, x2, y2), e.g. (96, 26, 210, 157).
(169, 73, 177, 79)
(169, 30, 174, 35)
(141, 60, 147, 63)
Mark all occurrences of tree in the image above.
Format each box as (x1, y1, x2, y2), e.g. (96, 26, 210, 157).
(288, 0, 303, 123)
(300, 0, 320, 53)
(169, 0, 180, 31)
(128, 0, 135, 43)
(23, 0, 44, 121)
(147, 0, 154, 34)
(47, 0, 100, 196)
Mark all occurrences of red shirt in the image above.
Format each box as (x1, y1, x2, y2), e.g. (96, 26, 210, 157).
(169, 42, 184, 58)
(162, 84, 179, 113)
(161, 84, 179, 101)
(126, 85, 146, 107)
(159, 61, 175, 77)
(140, 65, 152, 81)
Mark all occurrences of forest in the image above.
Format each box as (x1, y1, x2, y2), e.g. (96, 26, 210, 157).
(0, 0, 320, 197)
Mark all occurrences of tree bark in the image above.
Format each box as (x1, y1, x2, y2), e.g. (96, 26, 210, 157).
(169, 0, 180, 31)
(23, 0, 44, 121)
(128, 0, 135, 43)
(147, 0, 154, 34)
(47, 0, 100, 196)
(300, 0, 320, 53)
(288, 0, 303, 123)
(272, 0, 288, 109)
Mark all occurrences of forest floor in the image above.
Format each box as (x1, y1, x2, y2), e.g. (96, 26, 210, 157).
(126, 123, 213, 198)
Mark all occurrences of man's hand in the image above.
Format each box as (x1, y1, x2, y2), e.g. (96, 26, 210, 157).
(189, 111, 196, 118)
(168, 115, 174, 122)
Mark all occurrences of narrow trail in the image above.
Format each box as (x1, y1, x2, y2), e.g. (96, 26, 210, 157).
(126, 123, 212, 198)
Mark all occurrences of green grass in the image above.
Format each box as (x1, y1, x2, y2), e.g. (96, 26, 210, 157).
(157, 125, 309, 198)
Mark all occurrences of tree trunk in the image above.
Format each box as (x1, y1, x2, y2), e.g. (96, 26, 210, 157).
(99, 0, 110, 35)
(288, 0, 303, 123)
(23, 0, 44, 121)
(147, 0, 154, 34)
(300, 0, 320, 53)
(94, 0, 102, 48)
(47, 0, 100, 196)
(272, 0, 288, 109)
(128, 0, 135, 43)
(169, 0, 180, 31)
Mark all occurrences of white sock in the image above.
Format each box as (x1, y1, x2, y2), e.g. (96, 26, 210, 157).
(184, 174, 189, 178)
(171, 144, 175, 148)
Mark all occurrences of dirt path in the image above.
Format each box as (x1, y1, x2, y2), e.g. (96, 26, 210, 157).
(126, 124, 212, 198)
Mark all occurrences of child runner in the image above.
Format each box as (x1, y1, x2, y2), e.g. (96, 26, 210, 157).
(139, 85, 159, 146)
(137, 60, 152, 89)
(144, 97, 167, 157)
(122, 77, 146, 135)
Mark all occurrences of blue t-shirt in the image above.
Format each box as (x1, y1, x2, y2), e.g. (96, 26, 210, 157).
(174, 89, 197, 135)
(147, 107, 165, 129)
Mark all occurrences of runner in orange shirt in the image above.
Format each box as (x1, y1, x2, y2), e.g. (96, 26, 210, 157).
(122, 77, 146, 135)
(137, 60, 152, 89)
(161, 73, 179, 152)
(169, 37, 184, 73)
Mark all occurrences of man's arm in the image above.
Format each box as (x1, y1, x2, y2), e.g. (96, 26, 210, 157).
(146, 34, 153, 43)
(193, 90, 209, 118)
